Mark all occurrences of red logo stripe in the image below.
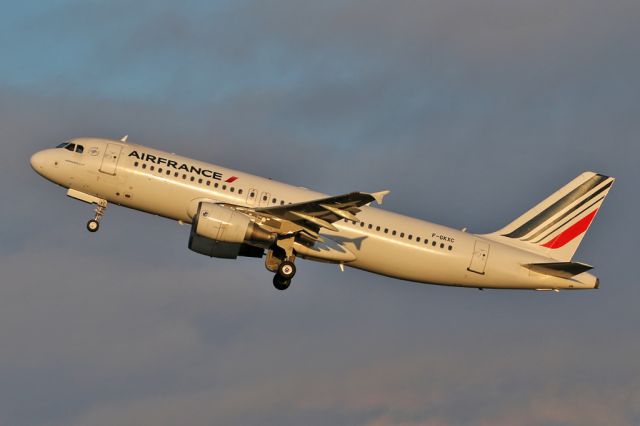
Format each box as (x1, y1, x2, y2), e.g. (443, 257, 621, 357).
(225, 176, 238, 183)
(542, 209, 599, 249)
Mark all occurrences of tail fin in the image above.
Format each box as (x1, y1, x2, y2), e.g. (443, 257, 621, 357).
(485, 172, 615, 261)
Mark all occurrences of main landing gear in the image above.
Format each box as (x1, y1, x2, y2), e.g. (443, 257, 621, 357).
(86, 200, 107, 233)
(266, 237, 298, 291)
(272, 260, 296, 291)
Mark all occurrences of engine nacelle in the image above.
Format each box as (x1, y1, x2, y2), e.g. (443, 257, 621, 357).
(188, 202, 276, 259)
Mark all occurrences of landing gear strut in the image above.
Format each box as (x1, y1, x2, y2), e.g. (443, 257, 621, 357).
(86, 201, 107, 233)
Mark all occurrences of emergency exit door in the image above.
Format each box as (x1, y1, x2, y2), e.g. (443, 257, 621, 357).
(259, 192, 271, 207)
(468, 240, 490, 274)
(246, 188, 257, 206)
(99, 144, 123, 175)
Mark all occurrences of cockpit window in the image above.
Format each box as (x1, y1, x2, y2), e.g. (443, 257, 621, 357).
(56, 142, 68, 148)
(75, 145, 84, 153)
(64, 143, 76, 152)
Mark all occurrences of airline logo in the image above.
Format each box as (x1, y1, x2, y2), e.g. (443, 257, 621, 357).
(503, 174, 613, 249)
(128, 150, 238, 183)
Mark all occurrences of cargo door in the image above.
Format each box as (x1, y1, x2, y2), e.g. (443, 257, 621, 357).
(99, 144, 122, 175)
(468, 240, 490, 274)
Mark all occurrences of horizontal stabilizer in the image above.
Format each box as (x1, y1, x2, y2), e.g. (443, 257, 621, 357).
(523, 262, 593, 279)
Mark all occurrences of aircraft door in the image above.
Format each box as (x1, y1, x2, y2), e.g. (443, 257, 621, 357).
(99, 144, 123, 175)
(468, 239, 490, 274)
(246, 188, 257, 206)
(259, 192, 271, 207)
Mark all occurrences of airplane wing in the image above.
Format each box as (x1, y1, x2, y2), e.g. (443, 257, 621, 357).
(233, 190, 390, 240)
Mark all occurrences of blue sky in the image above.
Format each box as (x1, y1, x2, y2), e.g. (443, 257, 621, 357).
(2, 1, 640, 425)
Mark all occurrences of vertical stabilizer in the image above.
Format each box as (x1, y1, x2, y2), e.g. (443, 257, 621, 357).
(485, 172, 614, 261)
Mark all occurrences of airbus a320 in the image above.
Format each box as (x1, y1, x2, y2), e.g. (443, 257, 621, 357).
(30, 137, 614, 291)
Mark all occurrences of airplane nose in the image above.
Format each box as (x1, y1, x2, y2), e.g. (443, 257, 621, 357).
(30, 151, 44, 171)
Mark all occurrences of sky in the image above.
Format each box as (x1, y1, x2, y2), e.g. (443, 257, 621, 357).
(1, 0, 639, 425)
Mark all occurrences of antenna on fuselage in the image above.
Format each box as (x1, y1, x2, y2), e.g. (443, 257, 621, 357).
(120, 135, 129, 142)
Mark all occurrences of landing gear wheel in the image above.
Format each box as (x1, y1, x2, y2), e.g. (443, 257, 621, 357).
(277, 261, 296, 279)
(86, 219, 100, 233)
(273, 274, 291, 291)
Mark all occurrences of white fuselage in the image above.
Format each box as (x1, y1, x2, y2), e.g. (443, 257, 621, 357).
(30, 138, 599, 290)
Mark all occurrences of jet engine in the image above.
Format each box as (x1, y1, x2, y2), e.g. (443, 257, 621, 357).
(189, 202, 276, 259)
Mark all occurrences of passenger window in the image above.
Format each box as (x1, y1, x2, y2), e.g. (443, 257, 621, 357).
(400, 232, 405, 238)
(262, 195, 267, 201)
(416, 237, 421, 242)
(142, 164, 147, 169)
(392, 230, 397, 236)
(239, 189, 243, 195)
(206, 181, 211, 186)
(134, 161, 139, 167)
(384, 228, 389, 233)
(230, 187, 235, 193)
(150, 166, 155, 171)
(166, 170, 171, 175)
(223, 185, 227, 190)
(182, 174, 187, 179)
(198, 178, 203, 184)
(408, 235, 413, 240)
(75, 145, 84, 153)
(215, 183, 219, 188)
(360, 222, 365, 227)
(376, 226, 380, 231)
(174, 172, 179, 177)
(272, 198, 276, 203)
(190, 176, 195, 182)
(280, 200, 285, 205)
(432, 241, 437, 246)
(448, 245, 453, 251)
(440, 243, 445, 249)
(158, 168, 163, 173)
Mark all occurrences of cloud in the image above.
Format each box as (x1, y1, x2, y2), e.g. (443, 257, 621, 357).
(66, 337, 640, 426)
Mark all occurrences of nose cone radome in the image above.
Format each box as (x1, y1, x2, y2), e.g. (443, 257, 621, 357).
(30, 149, 57, 181)
(30, 150, 47, 173)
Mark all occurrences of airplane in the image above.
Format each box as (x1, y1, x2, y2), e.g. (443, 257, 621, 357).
(30, 137, 614, 291)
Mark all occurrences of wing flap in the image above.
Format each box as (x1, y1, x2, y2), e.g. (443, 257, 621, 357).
(255, 191, 389, 230)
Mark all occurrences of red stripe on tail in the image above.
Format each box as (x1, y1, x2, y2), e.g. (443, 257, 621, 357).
(542, 209, 599, 249)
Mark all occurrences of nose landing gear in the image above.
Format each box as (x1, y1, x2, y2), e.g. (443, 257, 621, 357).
(86, 201, 107, 233)
(87, 219, 100, 232)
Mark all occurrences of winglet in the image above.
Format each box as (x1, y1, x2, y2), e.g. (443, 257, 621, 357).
(369, 190, 390, 205)
(120, 134, 129, 142)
